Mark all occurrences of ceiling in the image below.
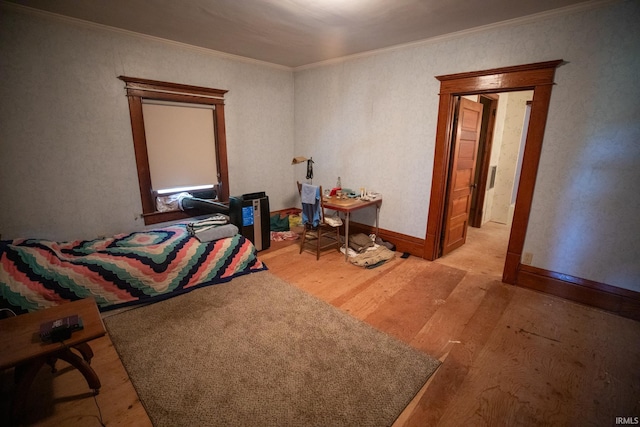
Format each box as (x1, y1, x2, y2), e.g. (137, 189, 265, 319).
(7, 0, 594, 68)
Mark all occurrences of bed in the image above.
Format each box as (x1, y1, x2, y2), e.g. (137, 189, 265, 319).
(0, 224, 266, 314)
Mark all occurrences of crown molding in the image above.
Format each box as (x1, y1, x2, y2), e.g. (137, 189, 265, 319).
(1, 0, 620, 73)
(293, 0, 619, 72)
(0, 1, 292, 72)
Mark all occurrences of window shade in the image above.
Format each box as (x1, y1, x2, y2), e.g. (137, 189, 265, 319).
(142, 102, 218, 192)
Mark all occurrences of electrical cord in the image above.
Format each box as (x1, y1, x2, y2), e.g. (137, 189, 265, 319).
(93, 394, 106, 427)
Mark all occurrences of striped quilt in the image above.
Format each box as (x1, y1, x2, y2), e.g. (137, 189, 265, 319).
(0, 224, 266, 314)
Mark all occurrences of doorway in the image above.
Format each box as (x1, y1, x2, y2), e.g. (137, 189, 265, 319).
(435, 221, 510, 277)
(469, 94, 498, 228)
(423, 60, 563, 284)
(439, 91, 532, 276)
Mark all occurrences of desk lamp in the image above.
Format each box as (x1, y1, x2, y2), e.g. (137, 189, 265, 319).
(292, 156, 314, 183)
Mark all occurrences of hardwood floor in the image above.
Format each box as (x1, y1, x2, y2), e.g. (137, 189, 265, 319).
(3, 223, 639, 426)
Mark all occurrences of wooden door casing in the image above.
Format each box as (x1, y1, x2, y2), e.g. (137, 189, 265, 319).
(423, 59, 563, 285)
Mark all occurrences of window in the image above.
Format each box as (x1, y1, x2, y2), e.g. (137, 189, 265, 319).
(119, 76, 229, 225)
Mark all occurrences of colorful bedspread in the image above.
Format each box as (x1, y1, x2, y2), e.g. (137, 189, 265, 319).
(0, 224, 266, 314)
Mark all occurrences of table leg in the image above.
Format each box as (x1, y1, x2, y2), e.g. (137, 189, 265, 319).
(11, 358, 46, 422)
(10, 344, 101, 423)
(344, 212, 350, 262)
(73, 342, 94, 364)
(56, 346, 101, 391)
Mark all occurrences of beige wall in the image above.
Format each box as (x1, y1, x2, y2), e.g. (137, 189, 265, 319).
(294, 0, 640, 291)
(1, 1, 639, 291)
(486, 91, 533, 225)
(0, 5, 294, 241)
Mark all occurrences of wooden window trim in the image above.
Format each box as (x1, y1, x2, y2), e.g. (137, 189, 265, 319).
(119, 76, 230, 225)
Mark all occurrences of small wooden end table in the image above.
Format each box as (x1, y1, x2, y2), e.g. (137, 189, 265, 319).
(0, 298, 106, 421)
(323, 195, 383, 261)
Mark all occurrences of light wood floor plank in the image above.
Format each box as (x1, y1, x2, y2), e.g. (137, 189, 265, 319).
(404, 277, 517, 426)
(336, 257, 432, 320)
(3, 222, 639, 426)
(363, 262, 466, 344)
(410, 273, 503, 359)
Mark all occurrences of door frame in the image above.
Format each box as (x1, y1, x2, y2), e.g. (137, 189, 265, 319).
(423, 60, 563, 284)
(469, 94, 499, 228)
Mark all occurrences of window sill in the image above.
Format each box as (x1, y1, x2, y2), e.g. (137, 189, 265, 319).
(142, 202, 230, 226)
(142, 210, 195, 226)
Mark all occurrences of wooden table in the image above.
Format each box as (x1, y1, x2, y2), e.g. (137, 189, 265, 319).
(324, 195, 382, 261)
(0, 298, 106, 421)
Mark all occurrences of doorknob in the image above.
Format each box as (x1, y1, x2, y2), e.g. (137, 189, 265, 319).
(470, 183, 477, 189)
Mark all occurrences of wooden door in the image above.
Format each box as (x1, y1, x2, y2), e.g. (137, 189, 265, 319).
(441, 97, 483, 255)
(469, 95, 498, 228)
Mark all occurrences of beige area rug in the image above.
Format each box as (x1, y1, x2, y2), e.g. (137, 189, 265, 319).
(105, 271, 440, 426)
